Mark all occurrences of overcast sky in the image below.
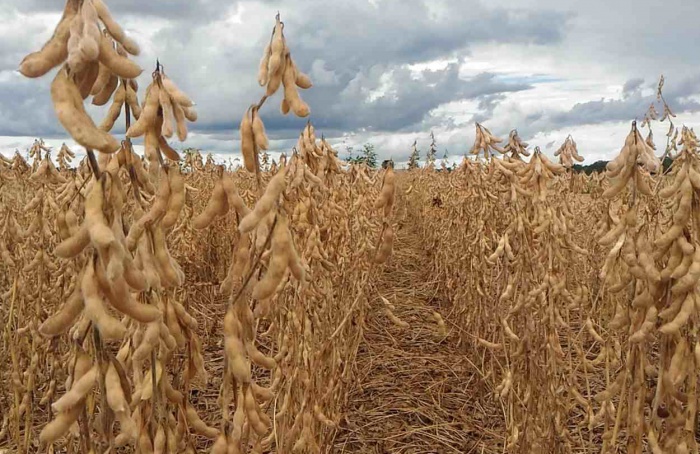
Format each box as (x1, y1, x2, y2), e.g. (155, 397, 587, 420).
(2, 0, 699, 166)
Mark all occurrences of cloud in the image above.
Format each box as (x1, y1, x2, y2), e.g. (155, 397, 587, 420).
(288, 0, 569, 72)
(0, 71, 60, 137)
(622, 78, 645, 97)
(529, 73, 700, 134)
(473, 93, 507, 123)
(10, 0, 232, 21)
(3, 0, 565, 136)
(1, 0, 699, 166)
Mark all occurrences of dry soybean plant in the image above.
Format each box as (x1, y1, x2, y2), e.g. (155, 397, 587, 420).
(13, 0, 220, 451)
(471, 122, 505, 159)
(186, 13, 384, 454)
(180, 15, 400, 453)
(9, 2, 700, 453)
(595, 122, 662, 452)
(193, 14, 314, 452)
(554, 136, 586, 191)
(485, 146, 596, 451)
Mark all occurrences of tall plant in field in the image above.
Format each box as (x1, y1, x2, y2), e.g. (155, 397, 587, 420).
(194, 14, 315, 452)
(555, 135, 584, 191)
(407, 140, 420, 169)
(645, 127, 700, 452)
(471, 123, 504, 160)
(15, 1, 214, 451)
(426, 131, 437, 168)
(486, 146, 594, 451)
(503, 130, 530, 161)
(28, 140, 52, 172)
(555, 136, 584, 169)
(57, 143, 76, 170)
(14, 3, 700, 453)
(596, 122, 660, 452)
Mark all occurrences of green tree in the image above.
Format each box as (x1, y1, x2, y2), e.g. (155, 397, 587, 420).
(345, 143, 378, 168)
(407, 140, 420, 169)
(344, 144, 355, 163)
(360, 143, 378, 168)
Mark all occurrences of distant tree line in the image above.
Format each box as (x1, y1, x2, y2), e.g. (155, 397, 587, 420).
(342, 140, 676, 173)
(572, 156, 673, 174)
(345, 143, 378, 168)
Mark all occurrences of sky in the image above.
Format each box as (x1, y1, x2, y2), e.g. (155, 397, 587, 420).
(2, 0, 700, 167)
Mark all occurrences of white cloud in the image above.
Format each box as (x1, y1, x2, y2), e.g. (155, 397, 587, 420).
(1, 0, 699, 165)
(309, 59, 339, 86)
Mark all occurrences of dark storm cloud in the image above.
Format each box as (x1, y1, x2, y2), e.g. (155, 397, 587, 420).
(0, 74, 62, 137)
(3, 0, 700, 162)
(3, 0, 567, 145)
(188, 65, 531, 145)
(473, 94, 507, 124)
(622, 78, 645, 97)
(542, 74, 700, 132)
(0, 7, 50, 72)
(309, 65, 530, 133)
(286, 0, 569, 71)
(8, 0, 229, 21)
(129, 0, 566, 138)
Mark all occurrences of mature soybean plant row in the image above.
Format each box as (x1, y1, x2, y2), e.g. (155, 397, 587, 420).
(403, 123, 700, 453)
(1, 2, 396, 453)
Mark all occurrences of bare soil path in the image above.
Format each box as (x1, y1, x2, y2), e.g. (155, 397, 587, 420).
(332, 220, 504, 454)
